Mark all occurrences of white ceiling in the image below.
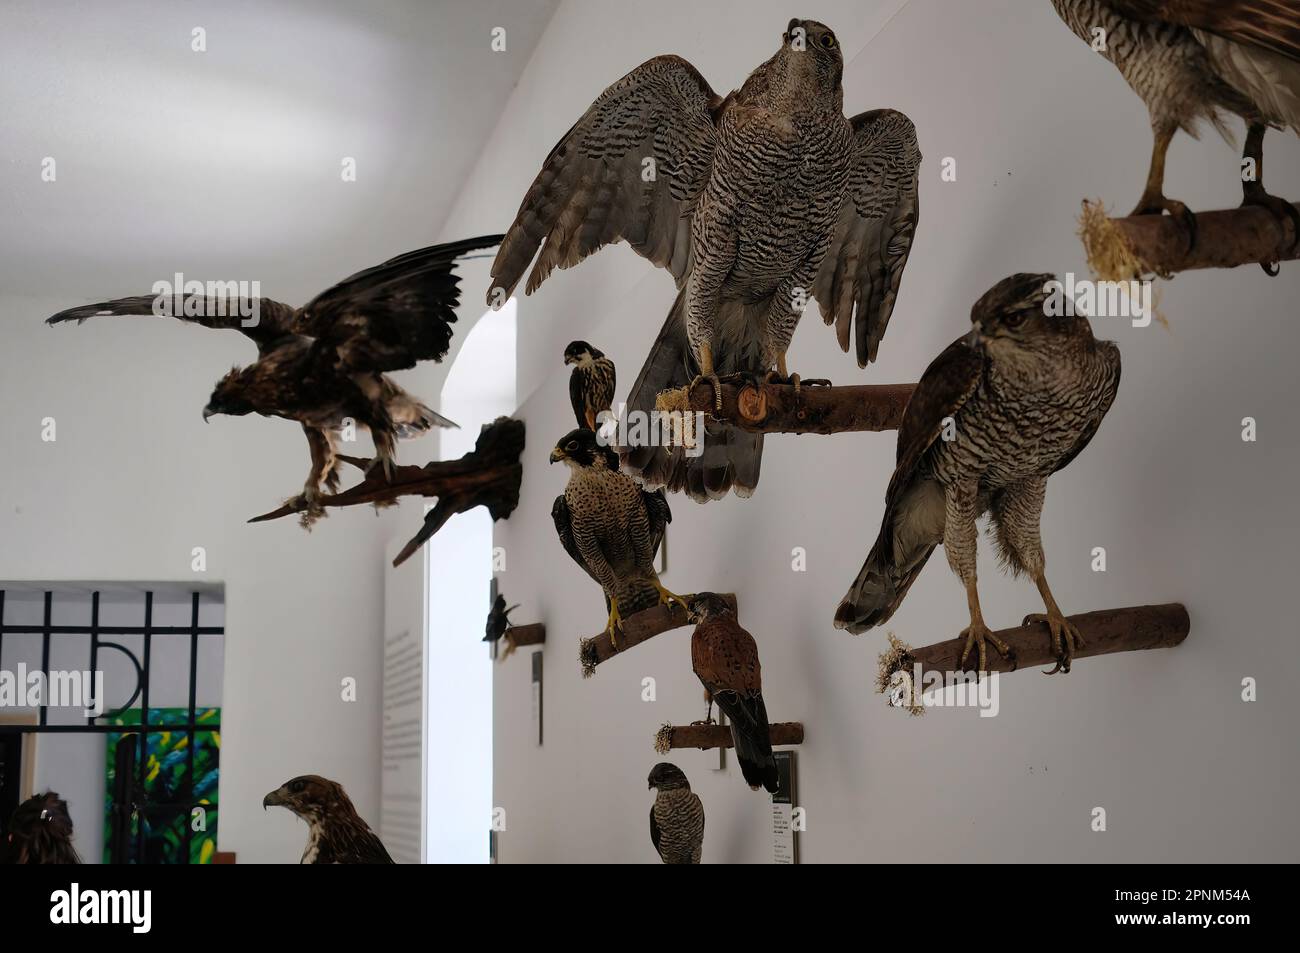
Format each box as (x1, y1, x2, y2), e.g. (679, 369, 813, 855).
(0, 0, 559, 302)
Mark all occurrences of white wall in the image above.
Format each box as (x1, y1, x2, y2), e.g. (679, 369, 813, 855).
(430, 0, 1300, 862)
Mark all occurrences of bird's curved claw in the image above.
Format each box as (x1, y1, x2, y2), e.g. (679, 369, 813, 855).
(957, 621, 1014, 677)
(654, 582, 689, 612)
(1024, 611, 1086, 675)
(689, 373, 724, 412)
(1240, 189, 1300, 275)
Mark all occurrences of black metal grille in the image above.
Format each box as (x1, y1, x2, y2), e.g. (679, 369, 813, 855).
(0, 589, 224, 863)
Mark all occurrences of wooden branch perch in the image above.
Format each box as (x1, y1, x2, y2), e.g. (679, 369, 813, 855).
(655, 722, 804, 753)
(505, 623, 546, 647)
(877, 604, 1189, 690)
(675, 379, 915, 434)
(249, 416, 525, 567)
(578, 594, 736, 678)
(1083, 201, 1299, 277)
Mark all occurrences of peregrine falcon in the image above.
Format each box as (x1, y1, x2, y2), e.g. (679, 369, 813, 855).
(834, 274, 1121, 673)
(490, 19, 922, 501)
(263, 775, 394, 864)
(46, 235, 503, 519)
(549, 428, 681, 644)
(1050, 0, 1300, 263)
(688, 593, 779, 793)
(564, 341, 616, 431)
(648, 763, 705, 864)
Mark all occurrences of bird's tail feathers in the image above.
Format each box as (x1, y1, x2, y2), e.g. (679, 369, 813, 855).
(718, 692, 778, 794)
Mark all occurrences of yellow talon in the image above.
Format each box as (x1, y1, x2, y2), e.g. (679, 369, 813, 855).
(654, 582, 688, 610)
(605, 598, 623, 648)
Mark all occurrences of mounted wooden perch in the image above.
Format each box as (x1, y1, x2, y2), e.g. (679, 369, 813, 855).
(1080, 199, 1299, 279)
(877, 603, 1189, 701)
(662, 379, 915, 434)
(496, 623, 545, 662)
(578, 594, 736, 678)
(249, 416, 525, 567)
(655, 722, 804, 753)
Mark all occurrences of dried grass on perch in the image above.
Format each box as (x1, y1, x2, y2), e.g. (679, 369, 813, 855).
(1078, 197, 1299, 281)
(654, 722, 804, 753)
(577, 594, 737, 678)
(249, 416, 525, 567)
(876, 603, 1189, 696)
(656, 377, 915, 435)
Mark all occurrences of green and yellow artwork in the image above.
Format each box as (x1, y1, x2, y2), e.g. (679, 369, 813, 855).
(103, 707, 221, 864)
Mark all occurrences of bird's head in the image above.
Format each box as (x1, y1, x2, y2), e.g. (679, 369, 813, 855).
(687, 591, 733, 624)
(263, 775, 350, 822)
(203, 367, 255, 422)
(648, 762, 691, 792)
(967, 272, 1092, 360)
(777, 19, 843, 94)
(563, 340, 603, 366)
(549, 427, 619, 471)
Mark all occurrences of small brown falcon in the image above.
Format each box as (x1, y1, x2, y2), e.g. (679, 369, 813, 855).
(1051, 0, 1300, 265)
(564, 340, 616, 431)
(834, 273, 1121, 674)
(263, 775, 394, 864)
(648, 763, 704, 864)
(549, 428, 681, 644)
(46, 235, 502, 521)
(688, 593, 778, 793)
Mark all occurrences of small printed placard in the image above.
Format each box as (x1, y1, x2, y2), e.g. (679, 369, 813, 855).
(771, 751, 797, 864)
(531, 650, 543, 746)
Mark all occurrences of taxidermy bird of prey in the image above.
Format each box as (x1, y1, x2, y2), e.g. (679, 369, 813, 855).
(549, 427, 680, 644)
(1051, 0, 1300, 267)
(834, 273, 1121, 674)
(564, 340, 616, 431)
(490, 19, 922, 501)
(688, 593, 779, 793)
(46, 235, 503, 519)
(263, 775, 394, 864)
(648, 762, 704, 864)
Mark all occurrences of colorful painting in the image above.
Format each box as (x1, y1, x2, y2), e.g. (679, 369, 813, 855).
(103, 707, 221, 864)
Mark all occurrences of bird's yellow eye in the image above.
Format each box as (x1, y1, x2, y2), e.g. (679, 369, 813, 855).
(820, 34, 835, 48)
(566, 441, 579, 451)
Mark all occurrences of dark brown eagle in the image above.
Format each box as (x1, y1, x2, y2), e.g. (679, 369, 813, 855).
(263, 775, 394, 865)
(46, 235, 502, 520)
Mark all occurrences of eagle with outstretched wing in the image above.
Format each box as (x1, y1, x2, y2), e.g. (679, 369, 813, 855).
(46, 235, 502, 521)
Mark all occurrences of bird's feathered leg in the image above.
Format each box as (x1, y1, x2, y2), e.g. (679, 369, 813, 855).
(691, 687, 715, 726)
(362, 408, 398, 483)
(652, 578, 688, 611)
(945, 482, 1012, 674)
(1240, 122, 1300, 275)
(762, 256, 823, 396)
(685, 257, 728, 412)
(291, 425, 335, 529)
(1132, 122, 1196, 250)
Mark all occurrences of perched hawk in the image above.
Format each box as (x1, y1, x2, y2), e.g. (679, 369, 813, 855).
(549, 428, 679, 643)
(46, 235, 502, 520)
(688, 593, 778, 793)
(648, 763, 704, 864)
(491, 20, 922, 500)
(263, 775, 394, 864)
(564, 341, 616, 431)
(834, 274, 1121, 673)
(1051, 0, 1300, 264)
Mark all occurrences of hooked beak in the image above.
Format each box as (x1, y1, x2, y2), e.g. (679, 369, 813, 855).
(262, 788, 286, 810)
(202, 406, 215, 424)
(549, 448, 565, 464)
(964, 326, 983, 348)
(563, 354, 576, 366)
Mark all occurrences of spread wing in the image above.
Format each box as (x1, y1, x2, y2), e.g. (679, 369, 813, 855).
(488, 55, 724, 302)
(888, 333, 984, 507)
(45, 294, 299, 355)
(811, 108, 922, 368)
(296, 235, 503, 373)
(1103, 0, 1300, 62)
(1052, 340, 1122, 475)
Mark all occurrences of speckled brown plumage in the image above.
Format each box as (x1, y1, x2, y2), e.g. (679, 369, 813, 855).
(1051, 0, 1300, 255)
(648, 763, 704, 864)
(263, 775, 394, 864)
(688, 593, 778, 792)
(550, 429, 675, 637)
(564, 341, 616, 430)
(835, 274, 1121, 673)
(491, 20, 921, 501)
